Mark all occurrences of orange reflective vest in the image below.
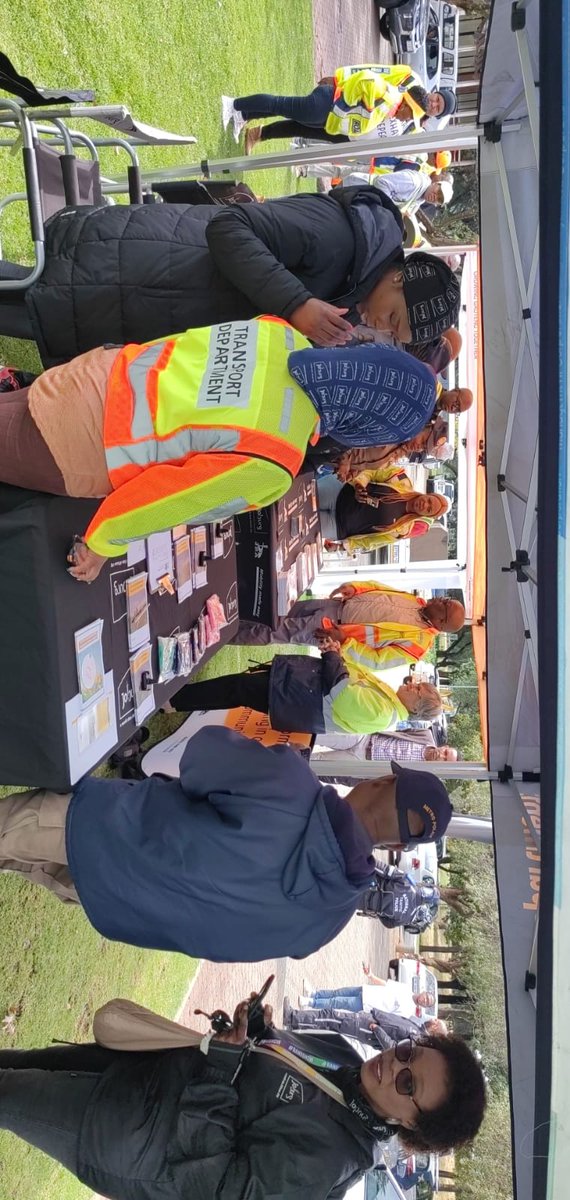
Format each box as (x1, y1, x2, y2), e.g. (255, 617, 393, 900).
(85, 318, 318, 557)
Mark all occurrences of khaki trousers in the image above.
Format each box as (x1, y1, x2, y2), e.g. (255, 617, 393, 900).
(0, 789, 79, 903)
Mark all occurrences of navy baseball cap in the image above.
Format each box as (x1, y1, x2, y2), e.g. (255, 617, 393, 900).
(391, 760, 453, 846)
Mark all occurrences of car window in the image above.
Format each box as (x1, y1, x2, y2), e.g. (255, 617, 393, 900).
(426, 6, 440, 79)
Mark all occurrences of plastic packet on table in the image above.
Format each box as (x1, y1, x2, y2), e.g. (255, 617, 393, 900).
(206, 593, 227, 637)
(176, 631, 192, 676)
(157, 635, 178, 683)
(203, 607, 217, 648)
(197, 612, 206, 655)
(190, 625, 201, 665)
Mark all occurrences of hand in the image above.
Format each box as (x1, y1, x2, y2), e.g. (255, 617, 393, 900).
(354, 483, 369, 503)
(67, 540, 106, 584)
(324, 539, 342, 552)
(289, 298, 354, 347)
(320, 636, 341, 653)
(316, 622, 347, 644)
(335, 456, 351, 483)
(213, 998, 274, 1045)
(362, 962, 371, 976)
(329, 583, 356, 600)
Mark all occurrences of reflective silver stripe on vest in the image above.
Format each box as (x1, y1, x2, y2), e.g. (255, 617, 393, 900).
(284, 325, 295, 351)
(106, 426, 239, 474)
(128, 343, 167, 439)
(279, 388, 294, 434)
(322, 676, 352, 733)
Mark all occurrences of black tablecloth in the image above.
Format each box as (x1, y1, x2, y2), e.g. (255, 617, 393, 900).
(0, 485, 238, 789)
(235, 469, 321, 628)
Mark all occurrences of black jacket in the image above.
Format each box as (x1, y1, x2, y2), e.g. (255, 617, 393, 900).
(268, 650, 349, 734)
(25, 187, 404, 366)
(75, 1033, 382, 1200)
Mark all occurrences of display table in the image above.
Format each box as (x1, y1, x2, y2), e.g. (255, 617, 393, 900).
(235, 469, 322, 628)
(0, 485, 238, 789)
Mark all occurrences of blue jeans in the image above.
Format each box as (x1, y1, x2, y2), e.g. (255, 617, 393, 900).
(309, 986, 364, 1011)
(316, 474, 343, 541)
(234, 84, 334, 126)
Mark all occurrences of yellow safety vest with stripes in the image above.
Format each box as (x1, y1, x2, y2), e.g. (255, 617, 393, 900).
(325, 63, 423, 138)
(85, 318, 317, 557)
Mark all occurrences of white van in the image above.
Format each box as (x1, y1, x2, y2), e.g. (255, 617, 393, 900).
(398, 1, 461, 130)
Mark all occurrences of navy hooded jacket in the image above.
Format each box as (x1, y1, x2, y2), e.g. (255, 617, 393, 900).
(65, 727, 376, 961)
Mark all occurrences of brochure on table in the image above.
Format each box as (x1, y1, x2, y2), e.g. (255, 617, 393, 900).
(146, 530, 174, 593)
(65, 670, 118, 785)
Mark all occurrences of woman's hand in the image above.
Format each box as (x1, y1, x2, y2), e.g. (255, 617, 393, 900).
(320, 636, 342, 654)
(213, 998, 274, 1045)
(362, 962, 371, 976)
(289, 298, 354, 347)
(67, 540, 106, 584)
(316, 622, 347, 645)
(329, 583, 356, 599)
(324, 539, 343, 552)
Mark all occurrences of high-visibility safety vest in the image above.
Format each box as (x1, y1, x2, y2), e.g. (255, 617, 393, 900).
(325, 64, 424, 138)
(85, 318, 317, 557)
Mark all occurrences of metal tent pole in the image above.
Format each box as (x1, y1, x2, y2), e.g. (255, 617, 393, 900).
(102, 125, 480, 192)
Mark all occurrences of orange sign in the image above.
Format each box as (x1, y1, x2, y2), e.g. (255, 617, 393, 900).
(223, 706, 312, 751)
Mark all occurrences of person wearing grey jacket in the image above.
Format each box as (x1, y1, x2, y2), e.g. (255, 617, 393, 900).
(0, 996, 486, 1199)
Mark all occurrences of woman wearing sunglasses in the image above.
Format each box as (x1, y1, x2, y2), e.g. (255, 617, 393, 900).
(0, 994, 486, 1198)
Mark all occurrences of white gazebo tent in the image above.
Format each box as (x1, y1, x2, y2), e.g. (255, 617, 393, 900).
(113, 4, 560, 1191)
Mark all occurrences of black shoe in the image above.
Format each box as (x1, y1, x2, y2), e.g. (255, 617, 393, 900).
(282, 996, 293, 1027)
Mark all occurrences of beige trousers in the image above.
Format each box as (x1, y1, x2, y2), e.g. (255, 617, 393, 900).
(0, 788, 79, 903)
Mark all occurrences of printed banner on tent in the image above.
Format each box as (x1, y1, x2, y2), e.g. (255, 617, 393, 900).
(491, 780, 540, 1200)
(141, 709, 312, 778)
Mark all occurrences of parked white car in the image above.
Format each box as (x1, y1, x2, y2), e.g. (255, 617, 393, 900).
(398, 841, 439, 884)
(395, 957, 439, 1018)
(398, 1, 460, 130)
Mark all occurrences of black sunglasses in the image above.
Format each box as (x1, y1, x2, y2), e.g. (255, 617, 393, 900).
(393, 1039, 423, 1114)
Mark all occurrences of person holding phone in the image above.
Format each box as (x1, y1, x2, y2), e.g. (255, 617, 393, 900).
(0, 992, 485, 1199)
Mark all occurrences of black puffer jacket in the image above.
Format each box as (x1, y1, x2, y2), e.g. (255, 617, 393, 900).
(25, 187, 404, 366)
(75, 1034, 382, 1200)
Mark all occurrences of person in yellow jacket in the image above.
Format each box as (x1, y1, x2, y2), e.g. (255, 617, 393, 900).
(1, 319, 448, 583)
(235, 581, 465, 672)
(224, 67, 457, 152)
(168, 639, 443, 736)
(318, 465, 450, 555)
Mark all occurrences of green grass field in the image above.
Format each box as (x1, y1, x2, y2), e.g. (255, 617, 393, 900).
(0, 4, 314, 1195)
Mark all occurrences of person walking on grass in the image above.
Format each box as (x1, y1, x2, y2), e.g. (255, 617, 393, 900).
(222, 65, 457, 151)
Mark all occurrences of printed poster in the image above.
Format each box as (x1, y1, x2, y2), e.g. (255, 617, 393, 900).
(74, 619, 105, 708)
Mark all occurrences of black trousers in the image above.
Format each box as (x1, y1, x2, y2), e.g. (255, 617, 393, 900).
(172, 665, 271, 714)
(259, 120, 350, 145)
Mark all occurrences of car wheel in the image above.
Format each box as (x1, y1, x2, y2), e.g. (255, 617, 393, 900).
(379, 13, 391, 40)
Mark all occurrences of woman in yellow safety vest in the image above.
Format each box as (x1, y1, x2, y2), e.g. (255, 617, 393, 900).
(223, 68, 457, 153)
(318, 465, 450, 555)
(0, 315, 465, 582)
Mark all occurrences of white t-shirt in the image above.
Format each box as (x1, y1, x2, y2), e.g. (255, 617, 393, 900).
(361, 980, 416, 1018)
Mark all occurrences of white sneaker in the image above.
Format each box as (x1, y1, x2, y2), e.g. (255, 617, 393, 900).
(232, 108, 246, 142)
(297, 995, 313, 1009)
(221, 95, 235, 131)
(302, 978, 315, 996)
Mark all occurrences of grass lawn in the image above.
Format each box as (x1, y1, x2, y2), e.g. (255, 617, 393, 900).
(1, 0, 315, 374)
(0, 4, 314, 1195)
